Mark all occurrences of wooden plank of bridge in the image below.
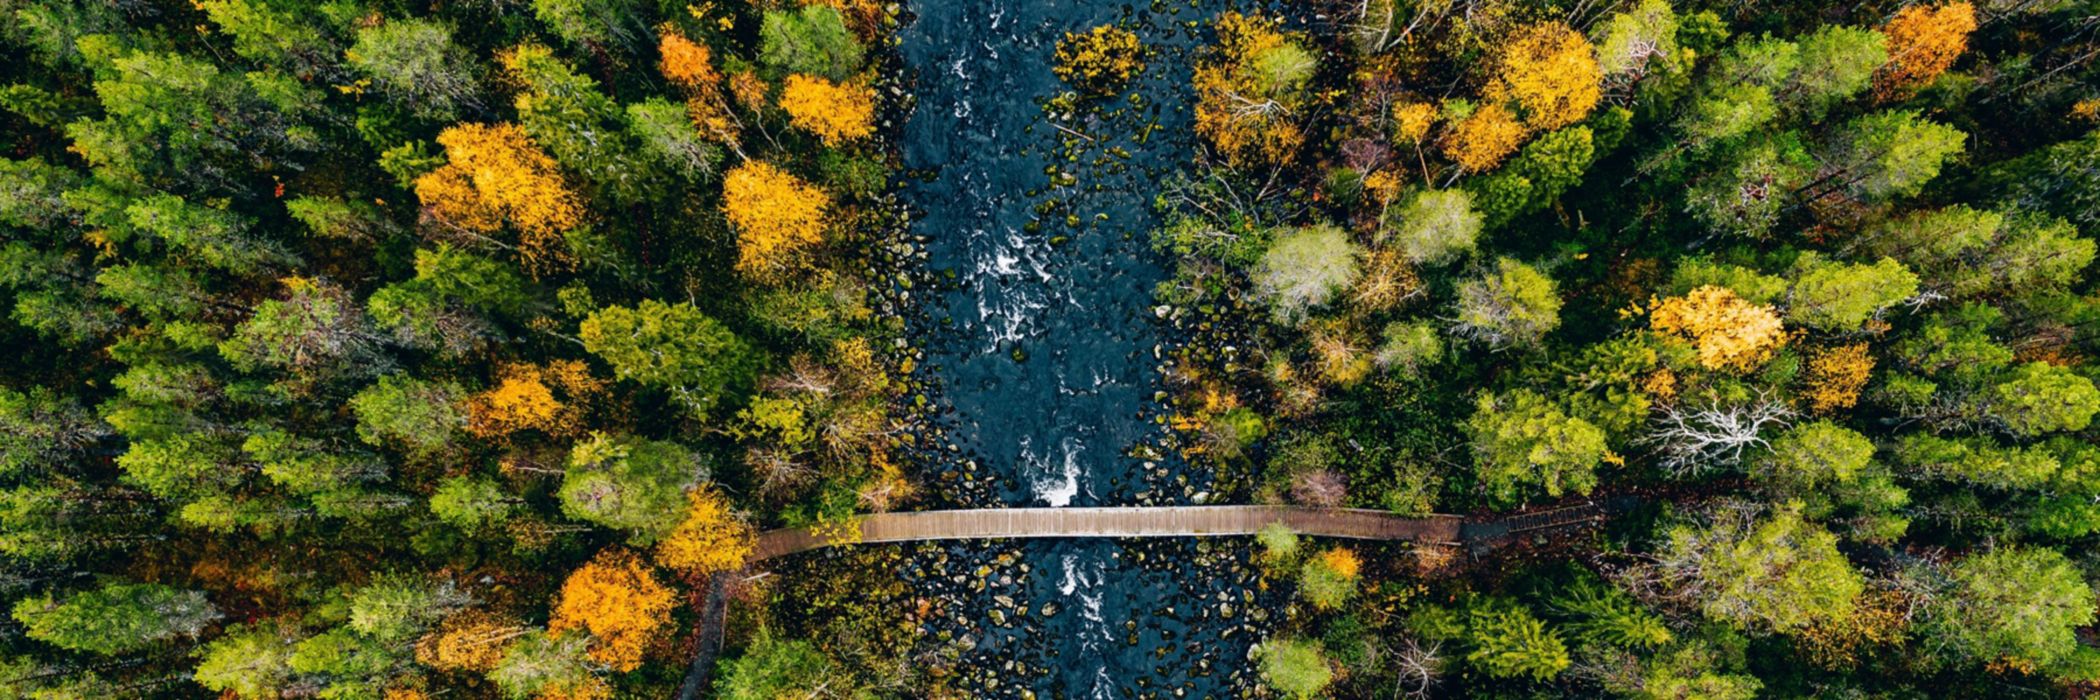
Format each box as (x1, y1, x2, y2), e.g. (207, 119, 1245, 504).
(749, 506, 1465, 561)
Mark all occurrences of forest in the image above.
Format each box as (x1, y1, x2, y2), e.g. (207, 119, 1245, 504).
(1, 0, 2099, 697)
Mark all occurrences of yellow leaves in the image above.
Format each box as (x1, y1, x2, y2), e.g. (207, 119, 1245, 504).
(657, 29, 720, 89)
(729, 70, 769, 113)
(1485, 22, 1602, 131)
(778, 74, 877, 145)
(1805, 343, 1875, 413)
(415, 611, 527, 673)
(548, 548, 674, 672)
(1649, 286, 1788, 372)
(1193, 12, 1310, 167)
(1392, 101, 1438, 145)
(1443, 103, 1527, 172)
(1317, 547, 1362, 579)
(722, 161, 831, 280)
(1876, 2, 1976, 100)
(1054, 25, 1146, 95)
(656, 488, 755, 574)
(465, 360, 602, 440)
(413, 123, 582, 277)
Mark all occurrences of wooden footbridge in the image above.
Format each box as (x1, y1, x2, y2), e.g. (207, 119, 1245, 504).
(680, 501, 1627, 699)
(746, 502, 1623, 561)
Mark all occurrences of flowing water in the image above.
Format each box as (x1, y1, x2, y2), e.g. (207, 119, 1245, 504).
(896, 0, 1265, 696)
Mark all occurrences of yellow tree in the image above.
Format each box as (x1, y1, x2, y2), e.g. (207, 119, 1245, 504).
(778, 74, 877, 145)
(657, 30, 719, 89)
(1805, 343, 1875, 413)
(1193, 12, 1315, 167)
(1648, 286, 1788, 372)
(464, 361, 602, 440)
(548, 549, 675, 672)
(655, 488, 756, 574)
(1485, 22, 1602, 132)
(1443, 103, 1528, 172)
(416, 611, 530, 673)
(413, 123, 583, 276)
(1875, 2, 1976, 99)
(722, 161, 831, 279)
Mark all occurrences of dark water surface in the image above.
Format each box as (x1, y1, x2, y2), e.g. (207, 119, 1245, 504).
(896, 0, 1263, 696)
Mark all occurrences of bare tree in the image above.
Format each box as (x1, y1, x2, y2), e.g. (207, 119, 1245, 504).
(1641, 393, 1794, 476)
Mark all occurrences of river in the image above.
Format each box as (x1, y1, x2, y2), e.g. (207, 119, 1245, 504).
(896, 0, 1266, 696)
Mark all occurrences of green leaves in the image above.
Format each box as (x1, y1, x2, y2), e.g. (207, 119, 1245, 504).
(558, 432, 699, 543)
(13, 582, 217, 655)
(1466, 388, 1606, 505)
(579, 299, 757, 418)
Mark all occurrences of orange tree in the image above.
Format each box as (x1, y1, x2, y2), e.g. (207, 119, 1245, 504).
(547, 548, 675, 672)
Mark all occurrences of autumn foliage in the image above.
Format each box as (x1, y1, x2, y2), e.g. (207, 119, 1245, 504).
(779, 74, 877, 145)
(1805, 343, 1875, 413)
(414, 123, 583, 275)
(465, 360, 602, 440)
(722, 160, 832, 279)
(1194, 13, 1314, 167)
(1486, 22, 1602, 131)
(548, 548, 675, 672)
(658, 30, 720, 89)
(1649, 286, 1788, 371)
(1054, 25, 1145, 95)
(416, 611, 528, 672)
(1444, 104, 1528, 172)
(1875, 2, 1976, 99)
(655, 487, 756, 574)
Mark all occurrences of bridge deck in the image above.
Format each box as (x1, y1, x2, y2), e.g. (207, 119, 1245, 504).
(750, 506, 1466, 560)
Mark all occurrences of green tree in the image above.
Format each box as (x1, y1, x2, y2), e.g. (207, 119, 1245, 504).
(1384, 189, 1481, 265)
(503, 45, 653, 203)
(1781, 26, 1886, 116)
(12, 582, 217, 655)
(348, 375, 465, 458)
(627, 98, 723, 181)
(579, 299, 758, 417)
(759, 6, 864, 81)
(1551, 576, 1672, 650)
(717, 630, 834, 700)
(430, 475, 519, 532)
(66, 48, 321, 189)
(1811, 109, 1965, 202)
(193, 624, 298, 698)
(531, 0, 643, 49)
(348, 574, 469, 642)
(1255, 638, 1333, 699)
(1374, 321, 1443, 376)
(1252, 223, 1361, 323)
(368, 246, 531, 355)
(1785, 254, 1919, 331)
(193, 0, 338, 76)
(1658, 503, 1863, 633)
(1755, 421, 1874, 493)
(1470, 125, 1597, 227)
(219, 279, 380, 376)
(1684, 137, 1813, 239)
(559, 433, 699, 543)
(1988, 362, 2100, 437)
(348, 18, 481, 121)
(1926, 546, 2097, 674)
(1454, 258, 1562, 350)
(0, 387, 107, 477)
(489, 630, 598, 700)
(1466, 602, 1571, 680)
(1466, 389, 1605, 504)
(1894, 434, 2059, 489)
